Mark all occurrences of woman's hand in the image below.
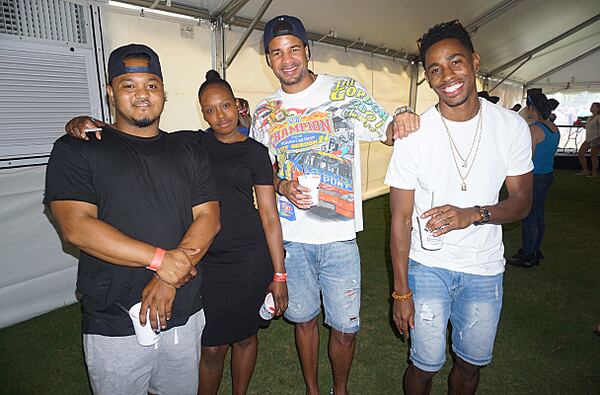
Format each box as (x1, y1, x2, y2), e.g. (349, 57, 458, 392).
(65, 116, 105, 140)
(268, 280, 288, 317)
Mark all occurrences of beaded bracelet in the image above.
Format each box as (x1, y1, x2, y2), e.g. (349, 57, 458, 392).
(391, 290, 413, 301)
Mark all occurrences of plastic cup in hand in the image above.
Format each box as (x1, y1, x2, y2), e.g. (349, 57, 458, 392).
(417, 216, 443, 251)
(128, 302, 160, 346)
(259, 293, 276, 320)
(298, 174, 321, 206)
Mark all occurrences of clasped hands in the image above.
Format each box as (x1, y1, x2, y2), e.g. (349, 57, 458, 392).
(139, 247, 200, 331)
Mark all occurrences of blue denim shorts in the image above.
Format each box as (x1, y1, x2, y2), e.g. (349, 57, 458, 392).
(283, 240, 361, 333)
(408, 259, 503, 372)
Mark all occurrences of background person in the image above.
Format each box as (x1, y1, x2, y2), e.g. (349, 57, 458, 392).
(577, 102, 600, 177)
(237, 97, 252, 136)
(508, 92, 560, 268)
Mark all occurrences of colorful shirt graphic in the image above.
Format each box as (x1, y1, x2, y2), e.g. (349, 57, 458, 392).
(252, 75, 390, 244)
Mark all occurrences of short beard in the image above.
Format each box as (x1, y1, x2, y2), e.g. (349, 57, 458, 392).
(443, 94, 469, 108)
(133, 117, 157, 128)
(280, 74, 303, 87)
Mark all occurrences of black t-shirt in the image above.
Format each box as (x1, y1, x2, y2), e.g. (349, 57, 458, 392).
(44, 126, 219, 336)
(199, 130, 273, 253)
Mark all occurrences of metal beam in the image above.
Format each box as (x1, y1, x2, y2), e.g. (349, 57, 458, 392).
(222, 0, 251, 22)
(115, 0, 212, 19)
(527, 43, 600, 85)
(210, 0, 251, 21)
(408, 62, 419, 109)
(490, 13, 600, 75)
(226, 0, 272, 67)
(488, 55, 531, 93)
(212, 16, 226, 77)
(465, 0, 524, 35)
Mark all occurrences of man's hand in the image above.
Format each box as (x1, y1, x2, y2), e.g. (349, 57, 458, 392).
(421, 205, 479, 236)
(65, 116, 105, 140)
(279, 179, 313, 209)
(155, 248, 199, 288)
(268, 281, 288, 317)
(390, 111, 421, 140)
(393, 299, 415, 338)
(140, 276, 176, 331)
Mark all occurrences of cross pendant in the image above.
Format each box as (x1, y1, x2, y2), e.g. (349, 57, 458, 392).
(461, 182, 467, 191)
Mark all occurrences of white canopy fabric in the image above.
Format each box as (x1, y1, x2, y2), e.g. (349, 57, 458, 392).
(158, 0, 600, 91)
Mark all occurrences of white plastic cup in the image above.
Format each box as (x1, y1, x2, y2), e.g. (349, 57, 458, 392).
(298, 174, 321, 206)
(128, 302, 160, 346)
(259, 293, 276, 320)
(417, 216, 443, 251)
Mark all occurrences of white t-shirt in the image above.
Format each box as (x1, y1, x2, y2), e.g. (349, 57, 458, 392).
(585, 115, 600, 142)
(385, 99, 533, 275)
(252, 74, 389, 244)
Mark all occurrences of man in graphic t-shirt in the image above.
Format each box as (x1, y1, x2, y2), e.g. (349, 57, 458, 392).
(385, 21, 533, 394)
(251, 15, 419, 395)
(44, 44, 220, 395)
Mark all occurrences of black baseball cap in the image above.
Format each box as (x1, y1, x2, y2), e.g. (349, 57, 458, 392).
(478, 91, 500, 104)
(263, 15, 309, 52)
(107, 43, 163, 85)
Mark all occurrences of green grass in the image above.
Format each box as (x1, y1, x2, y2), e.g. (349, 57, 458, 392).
(1, 169, 599, 394)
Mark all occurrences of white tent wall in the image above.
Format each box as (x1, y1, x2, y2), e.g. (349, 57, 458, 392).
(0, 167, 78, 328)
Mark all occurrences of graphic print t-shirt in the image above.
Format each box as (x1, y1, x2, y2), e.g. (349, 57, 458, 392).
(252, 74, 390, 244)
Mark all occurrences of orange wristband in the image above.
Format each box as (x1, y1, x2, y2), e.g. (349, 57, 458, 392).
(147, 248, 166, 271)
(273, 272, 287, 282)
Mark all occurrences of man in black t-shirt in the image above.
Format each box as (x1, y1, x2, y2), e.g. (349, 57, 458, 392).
(44, 44, 220, 395)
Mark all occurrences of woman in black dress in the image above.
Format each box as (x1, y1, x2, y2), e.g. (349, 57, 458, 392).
(197, 71, 287, 395)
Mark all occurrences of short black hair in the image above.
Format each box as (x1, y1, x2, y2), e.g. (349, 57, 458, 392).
(197, 70, 235, 100)
(418, 20, 474, 65)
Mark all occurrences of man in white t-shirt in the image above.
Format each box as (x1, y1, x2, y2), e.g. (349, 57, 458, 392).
(251, 15, 419, 395)
(385, 21, 533, 394)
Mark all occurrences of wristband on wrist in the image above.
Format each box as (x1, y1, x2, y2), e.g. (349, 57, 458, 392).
(273, 272, 287, 282)
(147, 247, 166, 271)
(276, 179, 285, 195)
(391, 289, 413, 301)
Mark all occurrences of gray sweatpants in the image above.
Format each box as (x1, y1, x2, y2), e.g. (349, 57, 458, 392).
(83, 309, 205, 395)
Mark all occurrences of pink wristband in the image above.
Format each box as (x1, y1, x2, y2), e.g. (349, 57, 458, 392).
(147, 248, 166, 271)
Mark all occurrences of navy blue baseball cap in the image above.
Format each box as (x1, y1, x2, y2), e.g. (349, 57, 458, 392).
(107, 43, 163, 85)
(263, 15, 309, 52)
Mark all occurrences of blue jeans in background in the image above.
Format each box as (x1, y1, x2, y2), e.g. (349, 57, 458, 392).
(521, 172, 554, 256)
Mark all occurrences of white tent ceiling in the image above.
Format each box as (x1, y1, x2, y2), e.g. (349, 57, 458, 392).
(113, 0, 600, 89)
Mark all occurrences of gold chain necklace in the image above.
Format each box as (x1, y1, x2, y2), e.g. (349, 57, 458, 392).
(439, 104, 483, 191)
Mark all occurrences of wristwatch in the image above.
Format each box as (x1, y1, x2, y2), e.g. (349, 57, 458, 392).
(473, 205, 491, 226)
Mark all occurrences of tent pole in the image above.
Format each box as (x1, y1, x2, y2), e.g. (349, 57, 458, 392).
(211, 16, 226, 77)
